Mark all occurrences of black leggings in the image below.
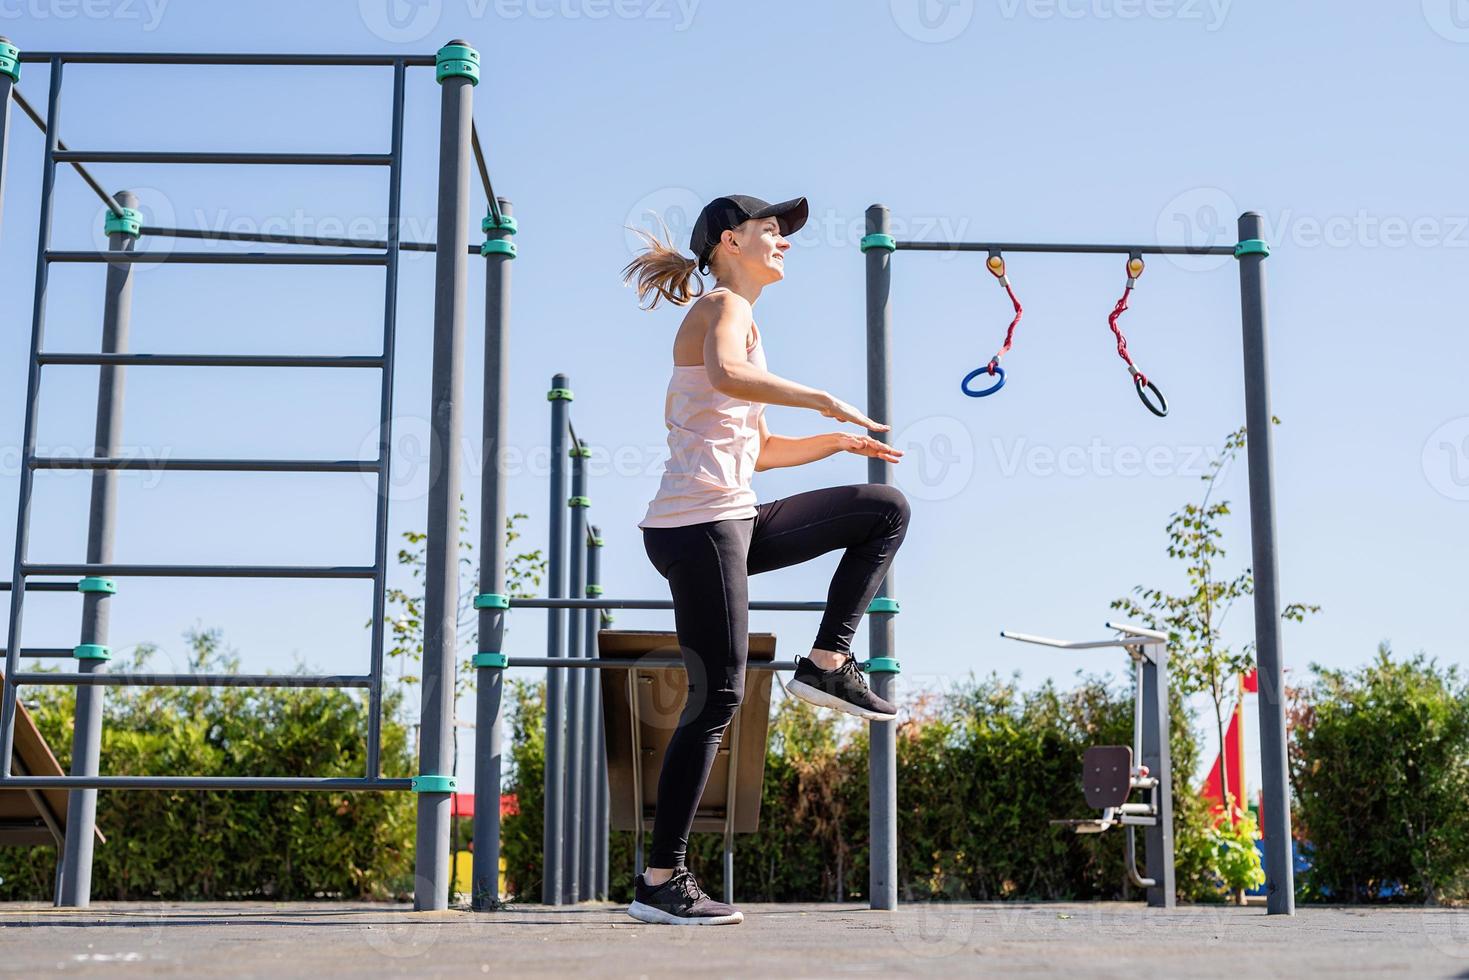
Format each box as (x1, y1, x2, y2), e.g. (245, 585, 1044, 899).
(640, 483, 910, 868)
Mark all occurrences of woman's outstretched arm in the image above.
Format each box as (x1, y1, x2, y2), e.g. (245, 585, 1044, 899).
(754, 415, 902, 472)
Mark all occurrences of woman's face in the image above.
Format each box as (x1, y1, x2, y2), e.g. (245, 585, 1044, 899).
(717, 217, 790, 284)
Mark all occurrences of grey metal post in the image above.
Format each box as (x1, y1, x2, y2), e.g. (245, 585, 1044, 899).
(58, 190, 137, 907)
(472, 198, 513, 912)
(563, 445, 588, 900)
(1139, 642, 1176, 907)
(543, 373, 571, 904)
(863, 204, 898, 911)
(413, 40, 476, 912)
(584, 527, 608, 899)
(1237, 211, 1294, 915)
(0, 37, 15, 231)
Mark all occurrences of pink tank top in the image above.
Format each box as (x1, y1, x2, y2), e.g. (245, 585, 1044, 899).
(639, 324, 767, 529)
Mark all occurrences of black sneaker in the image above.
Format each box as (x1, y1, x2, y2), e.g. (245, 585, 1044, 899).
(627, 868, 743, 926)
(785, 655, 898, 721)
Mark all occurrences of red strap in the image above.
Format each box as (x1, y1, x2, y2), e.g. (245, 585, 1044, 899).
(1107, 285, 1146, 387)
(988, 282, 1023, 374)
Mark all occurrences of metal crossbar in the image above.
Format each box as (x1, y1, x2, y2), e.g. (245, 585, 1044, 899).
(11, 672, 373, 689)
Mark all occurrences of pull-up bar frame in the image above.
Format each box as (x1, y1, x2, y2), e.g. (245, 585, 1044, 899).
(869, 205, 1293, 915)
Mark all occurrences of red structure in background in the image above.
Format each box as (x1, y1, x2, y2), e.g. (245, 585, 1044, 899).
(451, 793, 518, 821)
(1199, 670, 1257, 825)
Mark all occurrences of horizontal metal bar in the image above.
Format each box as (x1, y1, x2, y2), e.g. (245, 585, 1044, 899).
(504, 657, 800, 671)
(23, 563, 378, 579)
(53, 151, 392, 166)
(38, 352, 386, 369)
(511, 597, 827, 612)
(32, 456, 381, 474)
(0, 776, 414, 791)
(145, 225, 436, 253)
(0, 648, 76, 658)
(999, 630, 1142, 651)
(895, 241, 1239, 256)
(46, 250, 388, 266)
(20, 52, 436, 67)
(0, 581, 82, 592)
(11, 672, 372, 689)
(1104, 620, 1170, 642)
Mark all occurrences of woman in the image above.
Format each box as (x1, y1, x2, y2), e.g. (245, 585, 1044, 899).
(622, 194, 911, 926)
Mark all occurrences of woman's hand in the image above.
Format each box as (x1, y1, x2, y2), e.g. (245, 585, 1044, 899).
(818, 392, 889, 433)
(837, 432, 903, 464)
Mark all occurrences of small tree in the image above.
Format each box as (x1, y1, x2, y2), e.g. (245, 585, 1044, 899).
(1112, 422, 1319, 820)
(382, 503, 547, 695)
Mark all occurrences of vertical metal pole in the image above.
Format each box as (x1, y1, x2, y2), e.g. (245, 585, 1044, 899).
(1139, 642, 1176, 907)
(472, 198, 513, 912)
(543, 374, 570, 904)
(563, 447, 587, 900)
(58, 189, 136, 907)
(365, 59, 407, 782)
(863, 204, 898, 911)
(0, 38, 15, 231)
(585, 527, 608, 899)
(1237, 211, 1294, 915)
(413, 40, 476, 912)
(1, 57, 62, 780)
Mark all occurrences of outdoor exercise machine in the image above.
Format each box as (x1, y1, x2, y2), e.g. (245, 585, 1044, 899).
(1001, 622, 1175, 907)
(0, 39, 512, 911)
(862, 203, 1294, 915)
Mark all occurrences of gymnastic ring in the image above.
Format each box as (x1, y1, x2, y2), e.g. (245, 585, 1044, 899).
(1135, 376, 1168, 417)
(962, 364, 1006, 398)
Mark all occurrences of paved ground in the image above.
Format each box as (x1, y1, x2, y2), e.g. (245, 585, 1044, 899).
(2, 901, 1467, 977)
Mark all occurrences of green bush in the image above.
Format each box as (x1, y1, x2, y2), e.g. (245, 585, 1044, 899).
(1291, 645, 1469, 904)
(502, 672, 1217, 903)
(0, 630, 417, 901)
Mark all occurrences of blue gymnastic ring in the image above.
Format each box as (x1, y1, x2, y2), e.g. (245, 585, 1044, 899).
(962, 364, 1006, 398)
(1135, 376, 1169, 417)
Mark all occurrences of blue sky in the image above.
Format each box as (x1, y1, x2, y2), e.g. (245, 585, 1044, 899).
(2, 2, 1466, 790)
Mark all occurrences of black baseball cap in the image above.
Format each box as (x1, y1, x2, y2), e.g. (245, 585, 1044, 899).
(689, 195, 809, 273)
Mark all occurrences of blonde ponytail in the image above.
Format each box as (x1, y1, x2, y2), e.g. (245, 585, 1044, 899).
(621, 218, 706, 310)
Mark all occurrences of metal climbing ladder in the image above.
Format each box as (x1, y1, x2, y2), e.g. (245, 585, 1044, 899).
(0, 43, 506, 911)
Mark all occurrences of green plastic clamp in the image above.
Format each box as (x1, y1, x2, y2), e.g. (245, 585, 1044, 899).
(73, 644, 111, 661)
(547, 387, 574, 402)
(411, 774, 458, 793)
(867, 597, 901, 614)
(585, 584, 604, 597)
(591, 537, 604, 548)
(77, 577, 117, 595)
(482, 214, 518, 235)
(1234, 239, 1271, 259)
(0, 39, 19, 83)
(480, 239, 517, 259)
(862, 657, 901, 675)
(104, 207, 143, 239)
(473, 593, 510, 609)
(435, 42, 480, 86)
(472, 652, 509, 669)
(569, 444, 592, 459)
(568, 495, 591, 508)
(860, 233, 896, 253)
